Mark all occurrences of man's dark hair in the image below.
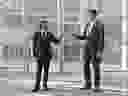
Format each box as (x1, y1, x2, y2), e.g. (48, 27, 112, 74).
(40, 20, 48, 24)
(88, 9, 98, 16)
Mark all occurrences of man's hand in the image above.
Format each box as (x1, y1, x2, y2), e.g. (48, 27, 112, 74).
(59, 33, 64, 40)
(72, 33, 78, 38)
(72, 33, 77, 37)
(72, 33, 81, 39)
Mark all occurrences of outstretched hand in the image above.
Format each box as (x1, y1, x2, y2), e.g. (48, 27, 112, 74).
(72, 33, 76, 37)
(59, 33, 64, 40)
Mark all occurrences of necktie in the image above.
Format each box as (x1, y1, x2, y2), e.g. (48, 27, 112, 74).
(86, 23, 91, 36)
(43, 32, 45, 37)
(42, 32, 47, 38)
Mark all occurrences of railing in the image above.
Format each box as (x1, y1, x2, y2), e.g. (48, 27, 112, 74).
(4, 46, 32, 57)
(3, 45, 58, 72)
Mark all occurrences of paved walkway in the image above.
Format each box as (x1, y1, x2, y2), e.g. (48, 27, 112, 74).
(0, 72, 128, 96)
(1, 79, 127, 96)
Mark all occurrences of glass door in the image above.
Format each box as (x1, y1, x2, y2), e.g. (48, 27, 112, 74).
(62, 0, 82, 72)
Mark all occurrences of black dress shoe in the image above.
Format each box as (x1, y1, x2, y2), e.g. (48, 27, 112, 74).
(93, 88, 103, 92)
(80, 86, 91, 90)
(32, 88, 40, 92)
(32, 85, 40, 92)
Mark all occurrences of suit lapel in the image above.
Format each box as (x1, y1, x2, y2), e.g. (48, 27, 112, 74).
(91, 23, 96, 32)
(41, 32, 49, 40)
(84, 21, 97, 36)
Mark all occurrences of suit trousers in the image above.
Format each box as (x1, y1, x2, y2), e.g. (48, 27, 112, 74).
(34, 57, 51, 88)
(83, 46, 103, 88)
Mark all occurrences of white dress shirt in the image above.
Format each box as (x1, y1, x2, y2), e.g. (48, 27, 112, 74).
(41, 30, 47, 37)
(86, 20, 96, 36)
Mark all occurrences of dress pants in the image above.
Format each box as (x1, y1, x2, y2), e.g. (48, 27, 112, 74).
(34, 57, 50, 89)
(83, 46, 103, 88)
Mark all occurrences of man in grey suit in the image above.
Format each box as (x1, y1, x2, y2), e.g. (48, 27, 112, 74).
(72, 9, 104, 92)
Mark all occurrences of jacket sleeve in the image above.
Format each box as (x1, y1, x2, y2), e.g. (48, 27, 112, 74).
(73, 24, 96, 40)
(73, 25, 87, 40)
(73, 34, 86, 40)
(97, 23, 104, 52)
(49, 32, 61, 44)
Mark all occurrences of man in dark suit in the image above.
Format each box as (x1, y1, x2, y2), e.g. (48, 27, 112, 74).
(32, 20, 63, 92)
(72, 9, 104, 92)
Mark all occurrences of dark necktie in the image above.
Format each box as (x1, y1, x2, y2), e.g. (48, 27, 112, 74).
(86, 22, 91, 36)
(42, 32, 47, 38)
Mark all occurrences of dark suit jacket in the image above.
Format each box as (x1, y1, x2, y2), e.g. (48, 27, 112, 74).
(73, 20, 104, 53)
(32, 32, 60, 59)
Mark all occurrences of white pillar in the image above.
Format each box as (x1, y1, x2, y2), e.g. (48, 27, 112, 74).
(56, 0, 61, 72)
(121, 0, 127, 70)
(56, 0, 64, 72)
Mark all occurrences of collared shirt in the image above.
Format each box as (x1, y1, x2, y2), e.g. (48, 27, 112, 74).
(86, 19, 96, 36)
(41, 30, 47, 37)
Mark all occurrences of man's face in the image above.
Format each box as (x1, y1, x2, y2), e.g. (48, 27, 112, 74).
(88, 12, 96, 21)
(41, 23, 48, 31)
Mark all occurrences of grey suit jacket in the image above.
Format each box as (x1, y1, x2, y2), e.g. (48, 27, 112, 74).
(73, 20, 104, 53)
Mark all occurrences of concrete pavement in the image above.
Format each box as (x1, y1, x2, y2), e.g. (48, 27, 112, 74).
(0, 72, 128, 96)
